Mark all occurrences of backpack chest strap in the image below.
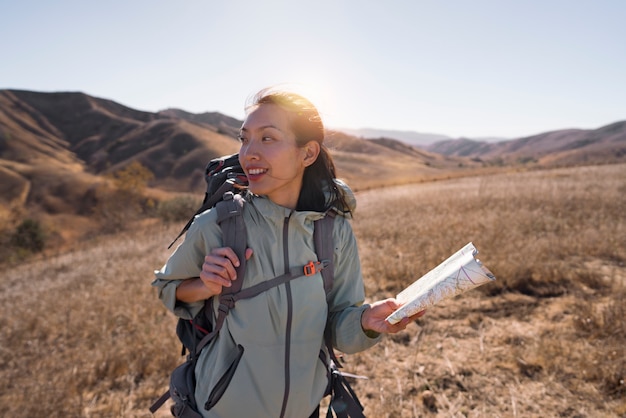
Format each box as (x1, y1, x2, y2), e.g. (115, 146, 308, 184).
(194, 259, 330, 356)
(231, 260, 329, 302)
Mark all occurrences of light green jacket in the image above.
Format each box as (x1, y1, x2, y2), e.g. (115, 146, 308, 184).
(152, 185, 380, 417)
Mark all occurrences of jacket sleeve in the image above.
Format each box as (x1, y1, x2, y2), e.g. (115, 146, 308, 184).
(327, 216, 382, 354)
(151, 209, 223, 319)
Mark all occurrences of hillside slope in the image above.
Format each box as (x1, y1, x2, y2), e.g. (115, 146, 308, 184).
(0, 90, 473, 220)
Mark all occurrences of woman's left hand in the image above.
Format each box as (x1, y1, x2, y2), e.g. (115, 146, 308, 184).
(361, 298, 425, 334)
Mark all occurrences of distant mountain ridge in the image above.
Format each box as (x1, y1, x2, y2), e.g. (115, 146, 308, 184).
(425, 121, 626, 165)
(337, 121, 626, 166)
(336, 127, 509, 146)
(158, 108, 241, 139)
(337, 127, 452, 147)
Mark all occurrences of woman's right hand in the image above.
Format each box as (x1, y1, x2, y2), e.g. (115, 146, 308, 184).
(176, 247, 253, 303)
(199, 247, 247, 294)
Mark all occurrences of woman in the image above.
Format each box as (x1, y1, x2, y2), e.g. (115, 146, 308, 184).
(152, 88, 423, 417)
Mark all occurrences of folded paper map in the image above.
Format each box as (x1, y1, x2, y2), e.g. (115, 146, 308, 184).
(386, 242, 496, 324)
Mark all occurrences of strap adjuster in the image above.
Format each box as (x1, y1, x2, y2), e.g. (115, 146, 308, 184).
(304, 260, 329, 276)
(304, 261, 320, 276)
(218, 294, 235, 313)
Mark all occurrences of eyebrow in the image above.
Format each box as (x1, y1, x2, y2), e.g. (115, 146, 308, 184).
(240, 124, 282, 133)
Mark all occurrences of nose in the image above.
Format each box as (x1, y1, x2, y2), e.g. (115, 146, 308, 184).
(240, 138, 260, 160)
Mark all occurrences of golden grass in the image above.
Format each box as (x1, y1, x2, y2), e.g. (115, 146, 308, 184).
(0, 164, 624, 417)
(350, 164, 626, 417)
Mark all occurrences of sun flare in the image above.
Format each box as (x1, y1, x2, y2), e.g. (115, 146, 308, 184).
(261, 80, 339, 128)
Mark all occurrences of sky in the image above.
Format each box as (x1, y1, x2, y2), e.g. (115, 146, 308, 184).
(1, 0, 625, 139)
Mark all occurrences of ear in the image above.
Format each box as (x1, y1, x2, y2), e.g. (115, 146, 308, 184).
(302, 141, 321, 167)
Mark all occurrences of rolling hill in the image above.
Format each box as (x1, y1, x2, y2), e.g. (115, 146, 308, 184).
(425, 121, 626, 166)
(0, 89, 472, 223)
(2, 88, 623, 223)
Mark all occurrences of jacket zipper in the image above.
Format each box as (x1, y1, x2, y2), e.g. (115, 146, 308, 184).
(279, 212, 294, 418)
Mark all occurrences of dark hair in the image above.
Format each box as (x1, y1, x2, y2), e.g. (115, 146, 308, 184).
(246, 88, 350, 214)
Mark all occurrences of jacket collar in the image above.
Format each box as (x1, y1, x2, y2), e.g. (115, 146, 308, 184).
(244, 178, 356, 221)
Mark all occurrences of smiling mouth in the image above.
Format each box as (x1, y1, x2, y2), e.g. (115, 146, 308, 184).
(247, 168, 268, 176)
(246, 168, 268, 181)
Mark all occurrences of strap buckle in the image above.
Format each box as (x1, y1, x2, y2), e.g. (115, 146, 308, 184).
(304, 260, 329, 276)
(304, 261, 320, 276)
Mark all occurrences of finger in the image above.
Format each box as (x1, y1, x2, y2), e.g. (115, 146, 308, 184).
(203, 254, 237, 282)
(384, 316, 410, 333)
(385, 298, 403, 311)
(210, 247, 241, 267)
(198, 272, 228, 294)
(397, 317, 411, 330)
(245, 248, 254, 260)
(408, 310, 426, 321)
(200, 263, 234, 287)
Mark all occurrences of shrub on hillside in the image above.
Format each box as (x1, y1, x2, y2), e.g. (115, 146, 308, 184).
(108, 160, 154, 193)
(157, 195, 200, 223)
(11, 218, 46, 253)
(95, 162, 155, 233)
(0, 227, 13, 264)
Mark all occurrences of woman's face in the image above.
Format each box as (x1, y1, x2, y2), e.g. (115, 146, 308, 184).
(238, 103, 317, 209)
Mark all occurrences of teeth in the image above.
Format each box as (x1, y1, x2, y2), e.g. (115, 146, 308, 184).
(248, 168, 267, 175)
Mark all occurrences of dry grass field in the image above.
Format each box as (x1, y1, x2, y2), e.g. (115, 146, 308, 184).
(1, 164, 624, 418)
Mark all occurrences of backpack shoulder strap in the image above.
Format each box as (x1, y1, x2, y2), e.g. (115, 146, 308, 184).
(314, 212, 345, 368)
(313, 212, 336, 298)
(314, 214, 365, 418)
(189, 192, 247, 356)
(214, 192, 247, 293)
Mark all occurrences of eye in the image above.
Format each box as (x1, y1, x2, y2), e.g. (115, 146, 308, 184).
(237, 135, 248, 144)
(261, 136, 274, 142)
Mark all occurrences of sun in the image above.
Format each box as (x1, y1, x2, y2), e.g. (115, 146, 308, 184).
(263, 80, 339, 128)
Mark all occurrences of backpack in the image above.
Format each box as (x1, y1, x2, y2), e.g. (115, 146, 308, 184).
(150, 154, 365, 418)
